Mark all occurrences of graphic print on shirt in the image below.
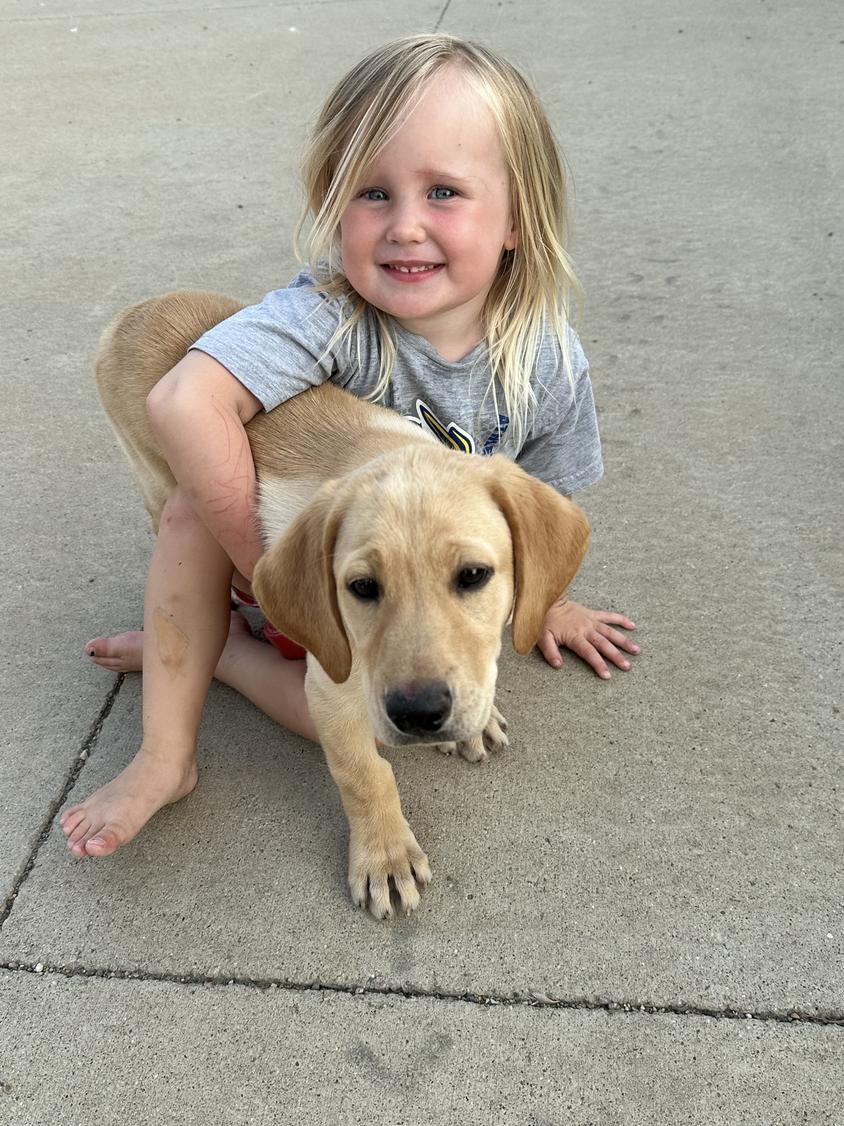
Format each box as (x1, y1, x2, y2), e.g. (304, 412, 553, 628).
(406, 398, 510, 456)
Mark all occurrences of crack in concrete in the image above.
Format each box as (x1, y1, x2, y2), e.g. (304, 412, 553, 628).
(2, 960, 842, 1028)
(433, 0, 453, 33)
(3, 0, 365, 28)
(3, 675, 842, 1032)
(0, 675, 125, 928)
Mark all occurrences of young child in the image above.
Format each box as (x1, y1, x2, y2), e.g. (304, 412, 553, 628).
(63, 34, 638, 859)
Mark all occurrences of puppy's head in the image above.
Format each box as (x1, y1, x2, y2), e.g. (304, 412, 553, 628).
(252, 448, 590, 745)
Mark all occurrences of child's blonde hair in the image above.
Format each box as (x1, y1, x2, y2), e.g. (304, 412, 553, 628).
(297, 34, 581, 444)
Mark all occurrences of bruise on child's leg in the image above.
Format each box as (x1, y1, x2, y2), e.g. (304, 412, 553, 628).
(153, 606, 189, 668)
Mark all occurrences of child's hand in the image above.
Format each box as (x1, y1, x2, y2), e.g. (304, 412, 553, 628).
(537, 597, 639, 680)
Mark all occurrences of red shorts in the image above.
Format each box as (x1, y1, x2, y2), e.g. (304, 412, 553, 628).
(231, 586, 307, 661)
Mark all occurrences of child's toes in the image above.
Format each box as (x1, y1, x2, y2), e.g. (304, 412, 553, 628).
(84, 631, 144, 673)
(66, 816, 94, 851)
(85, 636, 112, 657)
(84, 828, 122, 857)
(59, 806, 86, 834)
(90, 656, 129, 671)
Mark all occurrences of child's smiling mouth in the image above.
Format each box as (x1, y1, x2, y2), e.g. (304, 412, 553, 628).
(381, 261, 445, 281)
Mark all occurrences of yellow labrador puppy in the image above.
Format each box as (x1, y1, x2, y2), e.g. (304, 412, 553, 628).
(97, 291, 591, 919)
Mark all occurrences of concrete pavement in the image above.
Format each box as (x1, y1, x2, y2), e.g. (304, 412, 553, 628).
(1, 0, 841, 1121)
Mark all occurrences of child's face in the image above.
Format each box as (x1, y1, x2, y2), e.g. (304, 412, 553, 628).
(339, 65, 517, 357)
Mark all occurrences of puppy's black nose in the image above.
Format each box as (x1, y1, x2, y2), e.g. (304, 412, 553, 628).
(385, 681, 452, 736)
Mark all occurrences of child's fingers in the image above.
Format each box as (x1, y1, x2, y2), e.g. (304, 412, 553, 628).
(537, 627, 638, 679)
(564, 635, 611, 679)
(596, 612, 636, 630)
(597, 624, 641, 655)
(536, 631, 564, 669)
(587, 631, 631, 674)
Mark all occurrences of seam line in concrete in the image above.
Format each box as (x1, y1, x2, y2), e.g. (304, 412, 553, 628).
(2, 0, 385, 27)
(3, 960, 843, 1028)
(0, 676, 125, 929)
(433, 0, 453, 32)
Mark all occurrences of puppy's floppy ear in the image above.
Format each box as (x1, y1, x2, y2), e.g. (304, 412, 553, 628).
(487, 457, 592, 655)
(252, 481, 352, 683)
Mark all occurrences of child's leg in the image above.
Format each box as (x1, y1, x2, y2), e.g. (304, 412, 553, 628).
(61, 488, 233, 858)
(214, 623, 317, 742)
(87, 613, 318, 743)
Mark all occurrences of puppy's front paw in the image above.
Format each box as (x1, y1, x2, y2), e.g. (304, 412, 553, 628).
(348, 820, 432, 920)
(453, 704, 510, 763)
(482, 704, 509, 754)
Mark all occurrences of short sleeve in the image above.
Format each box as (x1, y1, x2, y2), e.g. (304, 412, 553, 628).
(515, 332, 604, 495)
(189, 278, 347, 411)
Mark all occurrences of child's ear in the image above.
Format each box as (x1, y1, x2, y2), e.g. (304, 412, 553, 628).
(504, 219, 518, 252)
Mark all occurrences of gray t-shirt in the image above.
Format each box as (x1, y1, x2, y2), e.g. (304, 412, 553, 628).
(192, 270, 603, 495)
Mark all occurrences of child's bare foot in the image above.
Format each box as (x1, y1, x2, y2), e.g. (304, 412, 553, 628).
(86, 612, 253, 674)
(67, 614, 260, 857)
(85, 630, 144, 672)
(59, 743, 199, 858)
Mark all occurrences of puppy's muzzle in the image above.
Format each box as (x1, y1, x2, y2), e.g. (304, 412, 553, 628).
(384, 680, 453, 739)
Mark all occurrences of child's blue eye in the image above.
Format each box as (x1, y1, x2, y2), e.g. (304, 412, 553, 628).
(362, 188, 388, 201)
(430, 186, 456, 200)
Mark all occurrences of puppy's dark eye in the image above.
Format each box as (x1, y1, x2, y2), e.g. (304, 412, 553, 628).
(456, 566, 493, 591)
(348, 577, 380, 601)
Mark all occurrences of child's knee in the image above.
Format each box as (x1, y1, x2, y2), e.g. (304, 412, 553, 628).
(160, 487, 204, 536)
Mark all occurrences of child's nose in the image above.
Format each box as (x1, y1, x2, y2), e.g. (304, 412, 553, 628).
(386, 201, 426, 244)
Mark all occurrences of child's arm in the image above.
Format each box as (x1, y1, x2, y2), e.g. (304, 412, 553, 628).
(147, 351, 265, 581)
